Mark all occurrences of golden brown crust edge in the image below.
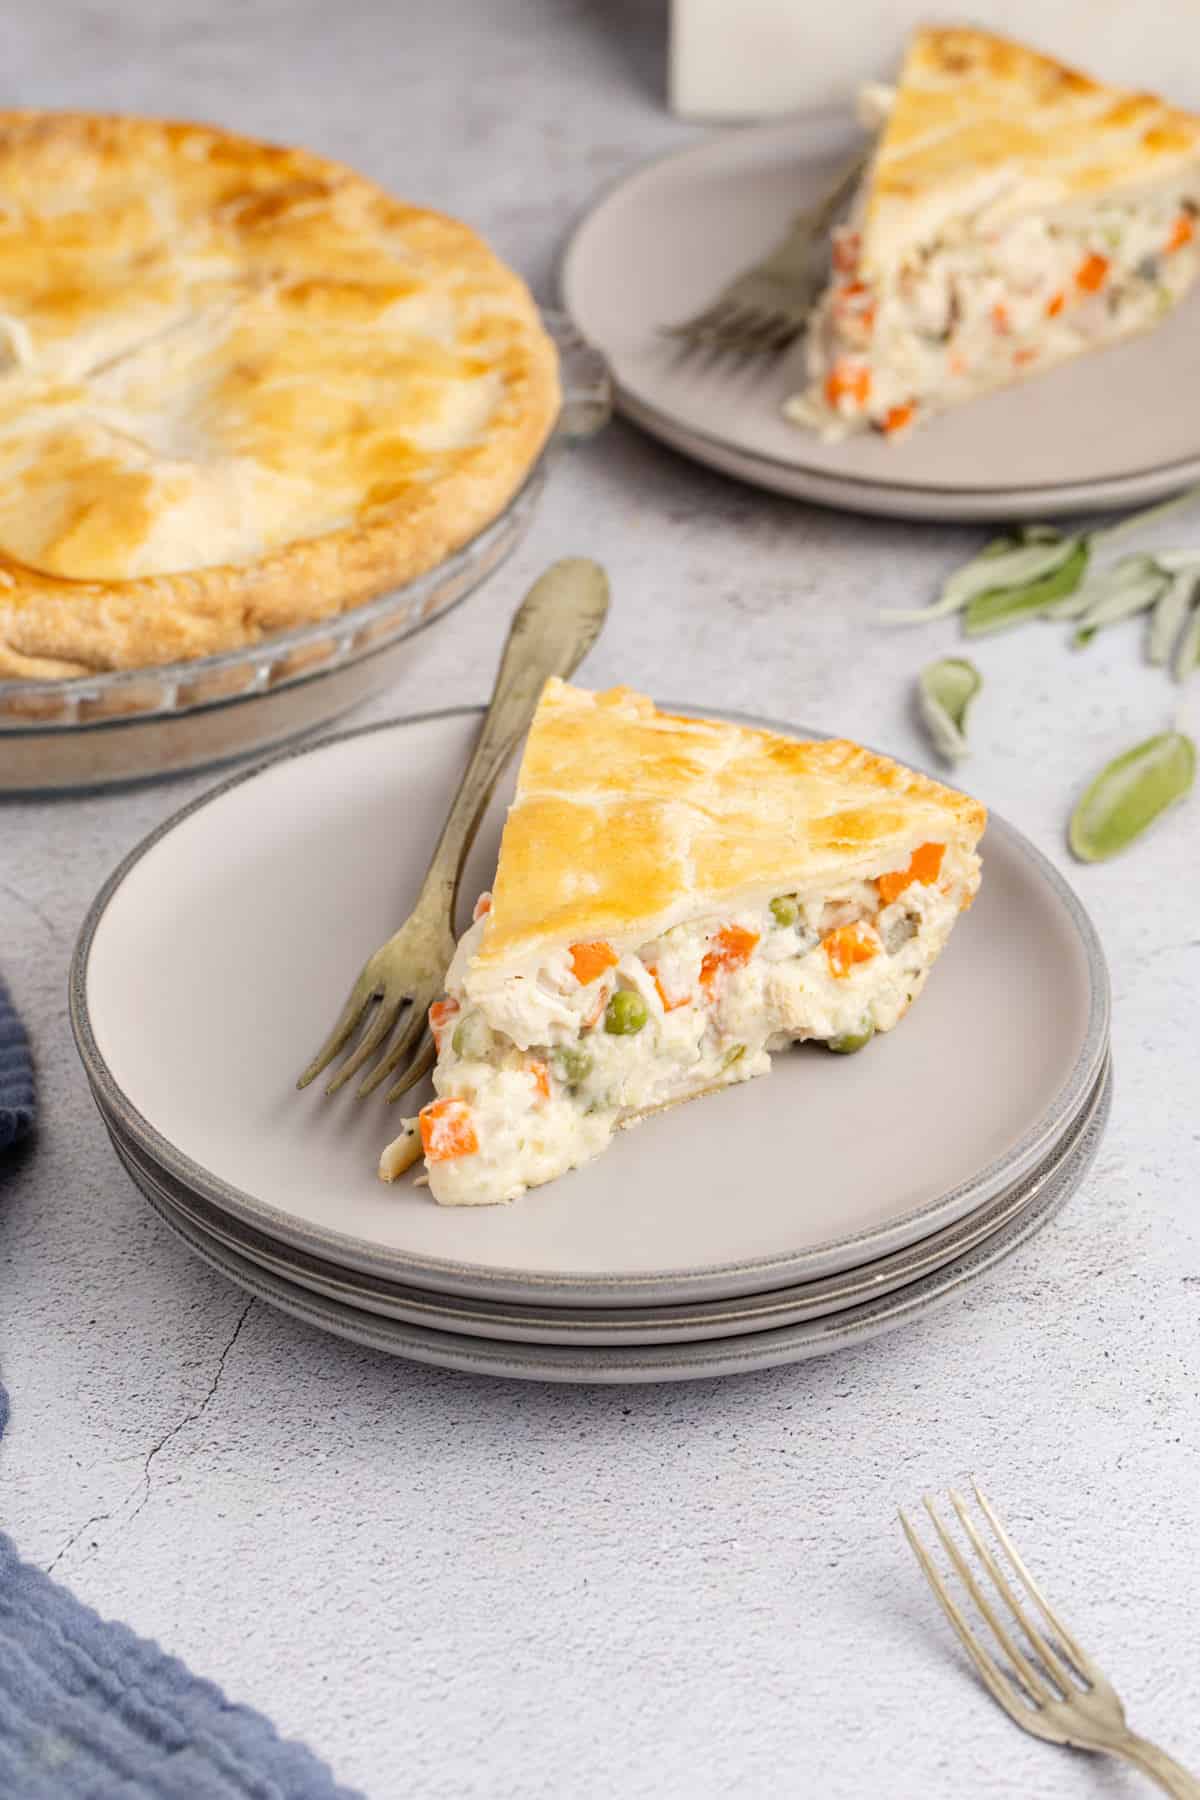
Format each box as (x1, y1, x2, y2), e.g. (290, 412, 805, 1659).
(0, 378, 557, 678)
(0, 110, 561, 679)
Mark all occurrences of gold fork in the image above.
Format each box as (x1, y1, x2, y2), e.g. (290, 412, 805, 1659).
(297, 557, 609, 1102)
(663, 151, 866, 357)
(901, 1483, 1200, 1797)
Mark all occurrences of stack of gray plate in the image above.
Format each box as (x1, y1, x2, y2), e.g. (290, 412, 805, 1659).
(71, 711, 1112, 1384)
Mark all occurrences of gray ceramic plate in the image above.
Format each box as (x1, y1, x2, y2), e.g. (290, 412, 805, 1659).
(128, 1061, 1111, 1384)
(104, 1053, 1109, 1346)
(71, 705, 1110, 1307)
(560, 113, 1200, 520)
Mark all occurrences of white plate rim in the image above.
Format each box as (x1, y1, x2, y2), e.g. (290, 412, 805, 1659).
(558, 113, 1200, 517)
(71, 704, 1111, 1304)
(129, 1062, 1111, 1383)
(103, 1051, 1110, 1346)
(613, 387, 1200, 523)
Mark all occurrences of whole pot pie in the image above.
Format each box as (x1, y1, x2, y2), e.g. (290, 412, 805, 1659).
(0, 111, 560, 679)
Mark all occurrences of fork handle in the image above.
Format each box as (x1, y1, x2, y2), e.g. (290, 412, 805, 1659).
(1109, 1734, 1200, 1798)
(417, 557, 610, 915)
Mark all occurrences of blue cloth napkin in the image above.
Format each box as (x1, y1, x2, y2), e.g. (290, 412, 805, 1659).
(0, 984, 362, 1799)
(0, 977, 35, 1151)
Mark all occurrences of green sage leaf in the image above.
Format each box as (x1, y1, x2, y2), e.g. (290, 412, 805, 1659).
(1089, 482, 1200, 549)
(1068, 731, 1196, 862)
(1148, 568, 1200, 666)
(1071, 556, 1168, 646)
(917, 656, 982, 764)
(881, 536, 1081, 624)
(1173, 598, 1200, 682)
(963, 540, 1089, 636)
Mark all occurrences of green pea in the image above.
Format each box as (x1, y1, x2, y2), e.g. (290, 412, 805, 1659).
(451, 1011, 493, 1059)
(604, 990, 648, 1035)
(770, 896, 799, 928)
(827, 1022, 875, 1055)
(552, 1045, 593, 1088)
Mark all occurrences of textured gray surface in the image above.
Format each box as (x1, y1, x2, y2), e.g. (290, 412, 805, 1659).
(3, 3, 1200, 1796)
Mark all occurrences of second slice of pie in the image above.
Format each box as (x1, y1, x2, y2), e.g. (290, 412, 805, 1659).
(381, 680, 986, 1205)
(789, 26, 1200, 439)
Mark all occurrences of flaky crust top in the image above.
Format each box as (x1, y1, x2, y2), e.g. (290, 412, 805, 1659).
(862, 28, 1200, 275)
(0, 111, 559, 677)
(471, 680, 986, 973)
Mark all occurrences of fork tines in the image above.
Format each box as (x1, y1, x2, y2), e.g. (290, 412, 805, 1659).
(900, 1482, 1099, 1715)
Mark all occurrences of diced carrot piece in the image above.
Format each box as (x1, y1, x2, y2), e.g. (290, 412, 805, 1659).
(648, 964, 689, 1013)
(822, 922, 879, 979)
(1167, 214, 1194, 254)
(1046, 290, 1066, 318)
(569, 940, 618, 985)
(882, 403, 915, 435)
(699, 925, 760, 990)
(834, 283, 877, 335)
(527, 1060, 551, 1103)
(832, 230, 860, 274)
(877, 842, 946, 906)
(419, 1098, 479, 1162)
(948, 351, 968, 377)
(473, 892, 492, 921)
(1013, 347, 1038, 366)
(991, 302, 1010, 333)
(429, 997, 460, 1051)
(1076, 253, 1109, 293)
(824, 361, 871, 410)
(908, 842, 946, 887)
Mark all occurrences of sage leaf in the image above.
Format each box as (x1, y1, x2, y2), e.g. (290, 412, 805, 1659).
(1071, 555, 1169, 646)
(1173, 596, 1200, 682)
(1148, 567, 1200, 666)
(1068, 730, 1196, 862)
(881, 536, 1081, 624)
(963, 540, 1090, 636)
(1047, 552, 1160, 624)
(917, 657, 982, 763)
(1041, 586, 1099, 620)
(1089, 481, 1200, 548)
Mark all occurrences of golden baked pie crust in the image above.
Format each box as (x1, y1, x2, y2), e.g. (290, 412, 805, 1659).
(473, 680, 986, 970)
(0, 111, 560, 678)
(863, 28, 1200, 275)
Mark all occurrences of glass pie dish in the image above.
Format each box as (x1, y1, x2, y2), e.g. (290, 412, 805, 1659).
(0, 312, 609, 794)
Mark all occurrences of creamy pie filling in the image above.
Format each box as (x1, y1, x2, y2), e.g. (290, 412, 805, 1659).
(381, 840, 980, 1206)
(790, 188, 1199, 437)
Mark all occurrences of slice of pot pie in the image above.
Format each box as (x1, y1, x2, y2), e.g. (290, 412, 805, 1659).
(0, 111, 558, 678)
(380, 680, 986, 1206)
(788, 27, 1200, 439)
